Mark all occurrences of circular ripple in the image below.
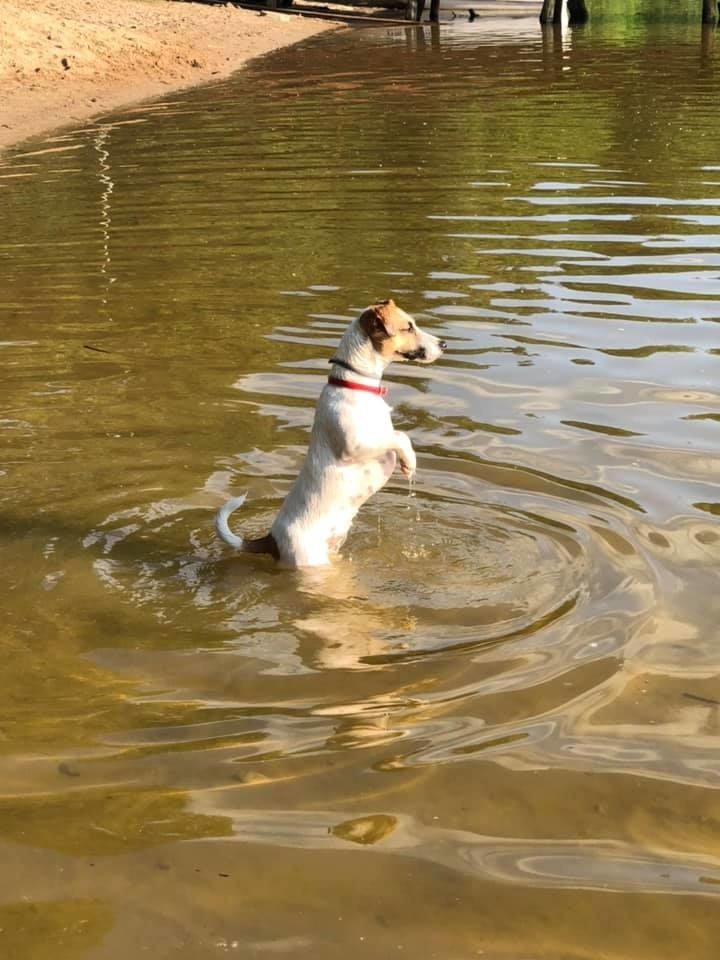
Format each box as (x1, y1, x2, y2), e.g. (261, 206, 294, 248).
(82, 451, 656, 676)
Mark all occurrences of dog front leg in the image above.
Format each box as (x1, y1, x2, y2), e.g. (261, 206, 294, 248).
(392, 430, 416, 478)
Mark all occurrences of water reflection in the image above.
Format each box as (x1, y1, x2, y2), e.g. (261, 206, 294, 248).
(0, 14, 719, 960)
(187, 800, 720, 898)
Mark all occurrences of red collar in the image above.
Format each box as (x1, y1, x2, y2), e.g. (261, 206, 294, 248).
(328, 375, 388, 398)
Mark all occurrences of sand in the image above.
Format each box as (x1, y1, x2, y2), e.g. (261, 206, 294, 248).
(0, 0, 340, 151)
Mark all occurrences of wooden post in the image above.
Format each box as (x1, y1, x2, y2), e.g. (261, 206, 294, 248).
(567, 0, 589, 23)
(702, 0, 719, 24)
(407, 0, 426, 21)
(539, 0, 557, 23)
(540, 0, 564, 25)
(429, 0, 440, 23)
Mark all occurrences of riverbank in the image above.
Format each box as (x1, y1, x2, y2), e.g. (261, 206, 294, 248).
(0, 0, 341, 151)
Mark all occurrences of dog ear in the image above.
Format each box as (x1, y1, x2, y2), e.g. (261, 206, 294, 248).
(359, 300, 398, 341)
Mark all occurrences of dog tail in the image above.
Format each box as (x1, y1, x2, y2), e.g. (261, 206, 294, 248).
(215, 494, 248, 550)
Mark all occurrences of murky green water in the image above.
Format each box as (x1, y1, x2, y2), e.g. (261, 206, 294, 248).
(1, 12, 720, 959)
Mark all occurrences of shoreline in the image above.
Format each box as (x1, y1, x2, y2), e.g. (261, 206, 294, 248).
(0, 1, 542, 154)
(0, 0, 342, 153)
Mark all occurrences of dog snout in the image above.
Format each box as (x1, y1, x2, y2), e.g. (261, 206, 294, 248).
(438, 339, 447, 350)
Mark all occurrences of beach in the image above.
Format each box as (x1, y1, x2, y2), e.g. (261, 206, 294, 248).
(0, 0, 340, 151)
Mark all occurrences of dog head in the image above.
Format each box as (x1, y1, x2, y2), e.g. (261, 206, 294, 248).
(358, 300, 446, 364)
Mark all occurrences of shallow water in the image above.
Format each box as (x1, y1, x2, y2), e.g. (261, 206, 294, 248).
(1, 13, 719, 960)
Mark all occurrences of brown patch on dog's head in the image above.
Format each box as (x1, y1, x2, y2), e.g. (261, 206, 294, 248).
(358, 299, 422, 360)
(358, 299, 398, 348)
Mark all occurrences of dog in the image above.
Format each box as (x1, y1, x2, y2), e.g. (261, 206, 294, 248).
(215, 299, 446, 567)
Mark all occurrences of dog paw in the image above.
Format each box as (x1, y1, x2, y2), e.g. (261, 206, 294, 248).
(399, 458, 416, 478)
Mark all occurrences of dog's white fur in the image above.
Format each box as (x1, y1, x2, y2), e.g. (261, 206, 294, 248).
(216, 300, 445, 567)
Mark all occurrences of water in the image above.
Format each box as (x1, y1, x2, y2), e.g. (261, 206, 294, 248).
(1, 14, 719, 959)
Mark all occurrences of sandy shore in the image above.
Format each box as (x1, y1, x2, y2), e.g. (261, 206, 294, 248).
(0, 0, 340, 151)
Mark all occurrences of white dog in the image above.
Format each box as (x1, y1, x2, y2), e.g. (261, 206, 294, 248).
(216, 299, 446, 567)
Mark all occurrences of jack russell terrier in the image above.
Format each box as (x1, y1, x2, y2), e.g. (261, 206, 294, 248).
(215, 299, 446, 567)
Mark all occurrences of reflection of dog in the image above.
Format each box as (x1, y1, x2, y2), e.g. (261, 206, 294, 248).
(216, 300, 446, 567)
